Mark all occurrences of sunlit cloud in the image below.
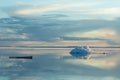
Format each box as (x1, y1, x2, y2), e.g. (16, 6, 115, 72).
(83, 8, 120, 15)
(66, 28, 117, 39)
(68, 8, 120, 15)
(13, 3, 96, 15)
(60, 7, 120, 20)
(7, 40, 110, 47)
(0, 34, 28, 40)
(0, 28, 29, 40)
(0, 28, 16, 33)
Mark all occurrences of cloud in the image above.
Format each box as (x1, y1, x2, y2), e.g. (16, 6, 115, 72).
(0, 77, 9, 80)
(0, 34, 28, 40)
(66, 8, 120, 15)
(0, 16, 120, 45)
(68, 29, 117, 39)
(0, 27, 28, 40)
(12, 3, 95, 15)
(0, 28, 15, 33)
(83, 8, 120, 15)
(61, 36, 106, 41)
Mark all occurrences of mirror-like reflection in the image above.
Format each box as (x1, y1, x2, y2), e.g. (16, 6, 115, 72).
(0, 49, 120, 80)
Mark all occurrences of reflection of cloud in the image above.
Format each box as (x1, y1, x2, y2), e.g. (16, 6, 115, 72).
(65, 52, 120, 69)
(1, 50, 120, 79)
(66, 59, 116, 69)
(0, 56, 23, 68)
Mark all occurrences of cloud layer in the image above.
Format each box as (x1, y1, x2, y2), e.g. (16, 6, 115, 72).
(0, 16, 120, 46)
(13, 3, 93, 15)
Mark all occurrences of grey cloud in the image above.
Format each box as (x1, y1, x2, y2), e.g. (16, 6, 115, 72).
(0, 15, 120, 44)
(61, 36, 120, 45)
(61, 36, 106, 41)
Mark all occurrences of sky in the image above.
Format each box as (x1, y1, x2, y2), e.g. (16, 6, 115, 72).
(0, 0, 120, 80)
(0, 0, 120, 46)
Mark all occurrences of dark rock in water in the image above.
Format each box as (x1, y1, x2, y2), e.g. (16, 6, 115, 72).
(9, 56, 32, 59)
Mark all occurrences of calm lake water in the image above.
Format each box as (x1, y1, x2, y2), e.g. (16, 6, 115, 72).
(0, 49, 120, 80)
